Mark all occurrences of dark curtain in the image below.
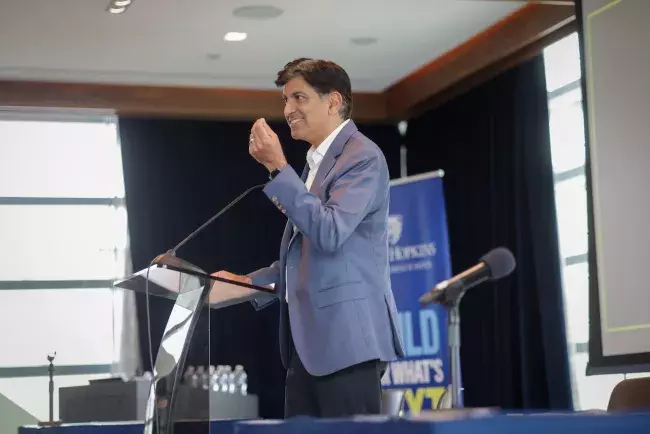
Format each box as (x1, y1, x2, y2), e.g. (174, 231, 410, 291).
(404, 55, 572, 410)
(118, 117, 402, 419)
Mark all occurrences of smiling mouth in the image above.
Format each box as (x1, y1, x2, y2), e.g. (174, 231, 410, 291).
(288, 118, 303, 126)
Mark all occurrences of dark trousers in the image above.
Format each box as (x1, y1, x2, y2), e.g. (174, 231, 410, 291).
(284, 326, 387, 418)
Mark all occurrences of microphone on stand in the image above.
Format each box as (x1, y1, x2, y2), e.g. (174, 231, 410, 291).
(422, 246, 516, 411)
(419, 246, 516, 306)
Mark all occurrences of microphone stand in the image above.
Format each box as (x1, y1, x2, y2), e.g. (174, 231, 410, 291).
(436, 291, 465, 410)
(38, 352, 61, 427)
(447, 302, 462, 409)
(48, 353, 55, 422)
(423, 247, 516, 410)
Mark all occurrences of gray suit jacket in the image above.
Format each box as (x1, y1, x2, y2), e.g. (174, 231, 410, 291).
(248, 120, 405, 376)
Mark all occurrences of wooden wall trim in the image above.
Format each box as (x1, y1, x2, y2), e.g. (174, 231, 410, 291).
(384, 3, 576, 119)
(0, 81, 388, 123)
(406, 8, 577, 116)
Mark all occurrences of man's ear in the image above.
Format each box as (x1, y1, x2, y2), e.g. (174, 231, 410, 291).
(328, 92, 343, 116)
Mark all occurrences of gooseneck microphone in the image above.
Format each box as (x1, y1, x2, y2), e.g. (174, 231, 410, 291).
(172, 183, 267, 255)
(419, 246, 516, 306)
(152, 183, 267, 268)
(144, 182, 268, 378)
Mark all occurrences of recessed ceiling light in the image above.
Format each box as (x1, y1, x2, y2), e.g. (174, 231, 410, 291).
(232, 5, 283, 19)
(106, 0, 133, 14)
(350, 37, 378, 46)
(107, 6, 127, 14)
(224, 32, 247, 42)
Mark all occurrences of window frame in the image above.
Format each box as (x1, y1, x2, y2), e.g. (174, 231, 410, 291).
(548, 77, 589, 281)
(542, 34, 650, 410)
(0, 110, 127, 378)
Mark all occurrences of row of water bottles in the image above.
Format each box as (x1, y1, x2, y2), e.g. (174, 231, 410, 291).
(183, 365, 248, 395)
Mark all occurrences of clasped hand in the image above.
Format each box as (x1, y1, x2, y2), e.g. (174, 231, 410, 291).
(249, 118, 287, 172)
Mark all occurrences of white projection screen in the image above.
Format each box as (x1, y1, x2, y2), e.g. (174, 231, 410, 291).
(577, 0, 650, 374)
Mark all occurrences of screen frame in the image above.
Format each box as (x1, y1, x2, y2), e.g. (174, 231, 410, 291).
(575, 0, 650, 375)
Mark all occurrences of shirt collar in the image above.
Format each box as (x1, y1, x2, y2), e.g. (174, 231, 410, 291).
(306, 119, 350, 170)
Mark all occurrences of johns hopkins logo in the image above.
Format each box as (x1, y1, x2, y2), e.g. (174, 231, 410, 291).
(388, 215, 403, 246)
(387, 214, 437, 263)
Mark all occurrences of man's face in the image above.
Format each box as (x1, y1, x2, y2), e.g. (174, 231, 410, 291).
(282, 77, 331, 144)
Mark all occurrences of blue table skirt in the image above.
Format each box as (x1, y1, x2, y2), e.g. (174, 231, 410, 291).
(18, 412, 650, 434)
(235, 413, 650, 434)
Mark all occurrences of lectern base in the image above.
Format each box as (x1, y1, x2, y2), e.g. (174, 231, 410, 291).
(113, 256, 274, 434)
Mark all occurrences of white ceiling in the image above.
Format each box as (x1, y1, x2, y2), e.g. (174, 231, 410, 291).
(0, 0, 524, 92)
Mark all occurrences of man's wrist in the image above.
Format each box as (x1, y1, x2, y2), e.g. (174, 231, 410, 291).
(271, 160, 287, 171)
(268, 159, 287, 172)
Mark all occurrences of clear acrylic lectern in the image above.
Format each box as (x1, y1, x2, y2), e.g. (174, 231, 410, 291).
(114, 253, 274, 434)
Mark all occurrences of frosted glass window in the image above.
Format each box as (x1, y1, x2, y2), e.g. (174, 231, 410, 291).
(0, 114, 134, 425)
(554, 175, 589, 258)
(0, 205, 128, 280)
(0, 120, 124, 198)
(0, 288, 123, 367)
(549, 87, 586, 174)
(544, 32, 582, 92)
(561, 262, 589, 344)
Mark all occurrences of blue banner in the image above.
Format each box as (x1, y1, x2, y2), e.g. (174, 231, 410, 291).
(381, 172, 452, 413)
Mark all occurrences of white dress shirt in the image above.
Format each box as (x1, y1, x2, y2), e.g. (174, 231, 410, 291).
(293, 119, 350, 236)
(286, 119, 350, 303)
(304, 119, 350, 190)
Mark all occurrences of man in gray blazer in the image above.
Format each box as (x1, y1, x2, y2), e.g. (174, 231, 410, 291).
(215, 58, 404, 418)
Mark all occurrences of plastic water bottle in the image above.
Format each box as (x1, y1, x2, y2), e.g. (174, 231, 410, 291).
(200, 366, 210, 390)
(183, 366, 195, 386)
(183, 366, 193, 383)
(227, 366, 236, 394)
(218, 365, 231, 393)
(191, 366, 200, 388)
(208, 365, 216, 390)
(196, 366, 206, 389)
(234, 365, 248, 395)
(212, 366, 223, 392)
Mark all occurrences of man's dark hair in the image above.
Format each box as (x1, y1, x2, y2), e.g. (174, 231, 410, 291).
(275, 58, 353, 120)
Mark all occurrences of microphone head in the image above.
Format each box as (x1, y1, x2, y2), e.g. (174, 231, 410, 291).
(480, 247, 516, 280)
